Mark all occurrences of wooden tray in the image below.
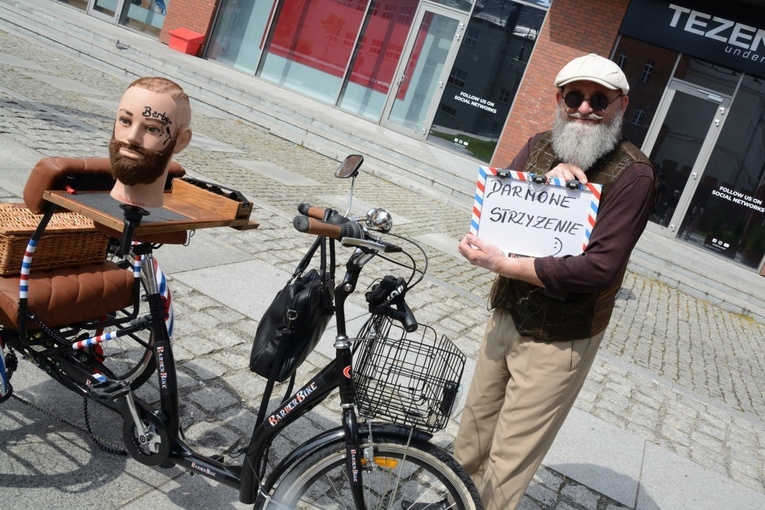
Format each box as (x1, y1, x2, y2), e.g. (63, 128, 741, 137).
(44, 179, 259, 235)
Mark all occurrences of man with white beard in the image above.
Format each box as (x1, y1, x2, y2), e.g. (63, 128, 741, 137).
(451, 54, 656, 510)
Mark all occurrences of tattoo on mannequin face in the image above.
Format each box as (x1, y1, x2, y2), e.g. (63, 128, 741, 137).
(142, 106, 173, 145)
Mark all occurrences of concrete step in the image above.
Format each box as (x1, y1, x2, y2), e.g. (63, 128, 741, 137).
(630, 231, 765, 322)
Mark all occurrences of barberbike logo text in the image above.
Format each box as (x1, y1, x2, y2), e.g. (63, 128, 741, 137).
(267, 381, 319, 426)
(667, 4, 765, 63)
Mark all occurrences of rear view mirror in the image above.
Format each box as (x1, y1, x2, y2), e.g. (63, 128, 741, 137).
(335, 155, 364, 179)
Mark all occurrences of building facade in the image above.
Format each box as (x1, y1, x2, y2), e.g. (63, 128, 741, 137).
(59, 0, 765, 274)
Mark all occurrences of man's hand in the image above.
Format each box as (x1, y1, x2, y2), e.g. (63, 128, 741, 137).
(458, 233, 507, 272)
(547, 163, 588, 184)
(458, 233, 544, 287)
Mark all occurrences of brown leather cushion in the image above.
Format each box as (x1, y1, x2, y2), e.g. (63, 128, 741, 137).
(0, 262, 134, 329)
(23, 157, 185, 213)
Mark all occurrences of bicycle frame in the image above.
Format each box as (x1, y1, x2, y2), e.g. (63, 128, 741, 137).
(125, 239, 388, 507)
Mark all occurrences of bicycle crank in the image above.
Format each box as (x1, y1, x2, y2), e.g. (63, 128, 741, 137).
(122, 403, 171, 466)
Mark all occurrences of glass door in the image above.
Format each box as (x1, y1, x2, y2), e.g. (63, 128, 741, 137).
(88, 0, 126, 22)
(380, 5, 465, 137)
(643, 80, 730, 236)
(88, 0, 166, 36)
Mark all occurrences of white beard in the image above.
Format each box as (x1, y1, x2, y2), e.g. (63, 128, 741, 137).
(550, 106, 623, 170)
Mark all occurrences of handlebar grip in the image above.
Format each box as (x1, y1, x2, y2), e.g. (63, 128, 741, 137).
(298, 203, 351, 224)
(297, 203, 326, 219)
(294, 216, 365, 240)
(293, 215, 343, 238)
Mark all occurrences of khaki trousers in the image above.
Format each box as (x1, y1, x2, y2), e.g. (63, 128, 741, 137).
(453, 309, 605, 510)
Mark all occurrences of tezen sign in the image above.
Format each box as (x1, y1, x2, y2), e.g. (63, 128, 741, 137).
(620, 0, 765, 79)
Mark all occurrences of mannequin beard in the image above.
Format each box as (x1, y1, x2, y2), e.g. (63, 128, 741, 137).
(550, 106, 623, 171)
(109, 134, 177, 186)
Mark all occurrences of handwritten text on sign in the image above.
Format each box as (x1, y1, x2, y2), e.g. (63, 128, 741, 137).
(470, 167, 602, 257)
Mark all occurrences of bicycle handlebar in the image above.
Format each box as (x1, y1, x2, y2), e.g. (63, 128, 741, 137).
(297, 203, 325, 219)
(293, 203, 414, 328)
(298, 203, 350, 224)
(292, 215, 364, 240)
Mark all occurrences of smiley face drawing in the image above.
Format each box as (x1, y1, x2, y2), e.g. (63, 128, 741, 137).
(552, 237, 563, 256)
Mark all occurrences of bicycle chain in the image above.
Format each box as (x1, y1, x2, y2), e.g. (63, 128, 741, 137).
(10, 392, 127, 455)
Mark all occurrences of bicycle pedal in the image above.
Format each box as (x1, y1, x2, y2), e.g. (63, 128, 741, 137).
(88, 378, 130, 402)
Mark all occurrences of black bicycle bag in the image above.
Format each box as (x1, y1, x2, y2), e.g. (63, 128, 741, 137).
(249, 236, 334, 382)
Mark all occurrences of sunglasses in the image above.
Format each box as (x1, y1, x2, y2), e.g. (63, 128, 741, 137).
(563, 91, 622, 111)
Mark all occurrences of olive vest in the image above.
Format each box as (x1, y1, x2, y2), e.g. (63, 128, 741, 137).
(489, 132, 653, 341)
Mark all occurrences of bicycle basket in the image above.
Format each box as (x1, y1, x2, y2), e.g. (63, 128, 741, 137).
(353, 315, 466, 432)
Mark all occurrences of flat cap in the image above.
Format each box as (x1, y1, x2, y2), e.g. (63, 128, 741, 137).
(554, 53, 629, 95)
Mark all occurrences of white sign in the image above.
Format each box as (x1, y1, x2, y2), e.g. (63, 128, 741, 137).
(470, 167, 603, 257)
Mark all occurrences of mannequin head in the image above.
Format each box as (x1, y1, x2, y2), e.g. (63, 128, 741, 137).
(109, 77, 192, 207)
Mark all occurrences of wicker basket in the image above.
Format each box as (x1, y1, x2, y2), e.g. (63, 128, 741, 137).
(0, 204, 108, 276)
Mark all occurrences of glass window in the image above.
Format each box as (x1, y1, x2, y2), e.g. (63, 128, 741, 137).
(208, 0, 276, 73)
(429, 1, 547, 162)
(336, 0, 418, 121)
(673, 55, 740, 96)
(440, 103, 457, 116)
(258, 0, 366, 103)
(464, 27, 479, 48)
(617, 50, 627, 68)
(640, 60, 653, 83)
(448, 68, 467, 88)
(679, 75, 765, 269)
(631, 106, 645, 126)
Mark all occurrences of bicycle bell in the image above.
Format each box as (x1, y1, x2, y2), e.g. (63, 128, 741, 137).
(365, 207, 393, 232)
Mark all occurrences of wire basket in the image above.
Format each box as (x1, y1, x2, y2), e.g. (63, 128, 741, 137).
(353, 314, 466, 432)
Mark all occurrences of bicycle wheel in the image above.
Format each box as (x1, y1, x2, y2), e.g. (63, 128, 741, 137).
(268, 434, 482, 510)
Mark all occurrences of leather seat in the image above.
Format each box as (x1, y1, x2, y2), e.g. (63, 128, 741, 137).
(0, 263, 134, 329)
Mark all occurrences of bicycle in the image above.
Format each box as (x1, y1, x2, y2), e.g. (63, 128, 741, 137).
(0, 155, 482, 509)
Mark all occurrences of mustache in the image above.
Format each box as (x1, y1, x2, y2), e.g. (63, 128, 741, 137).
(111, 140, 150, 156)
(567, 111, 605, 121)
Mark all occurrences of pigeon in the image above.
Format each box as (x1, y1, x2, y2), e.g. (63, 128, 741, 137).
(116, 40, 129, 50)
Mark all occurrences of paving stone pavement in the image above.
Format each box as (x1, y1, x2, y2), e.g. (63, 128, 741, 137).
(1, 19, 764, 510)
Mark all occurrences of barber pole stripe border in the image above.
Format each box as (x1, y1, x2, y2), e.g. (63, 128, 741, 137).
(470, 167, 602, 254)
(583, 182, 601, 252)
(19, 239, 37, 299)
(70, 256, 175, 350)
(153, 257, 174, 339)
(72, 330, 118, 350)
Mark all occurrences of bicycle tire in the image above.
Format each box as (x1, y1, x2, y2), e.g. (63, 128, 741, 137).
(267, 434, 482, 510)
